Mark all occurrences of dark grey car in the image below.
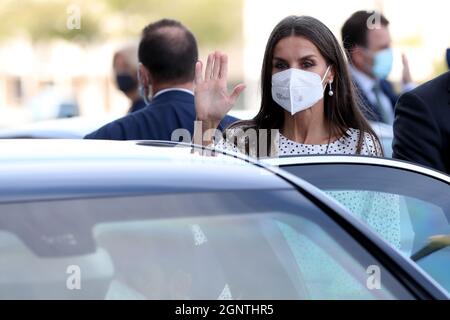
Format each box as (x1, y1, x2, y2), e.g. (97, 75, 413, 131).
(0, 140, 446, 299)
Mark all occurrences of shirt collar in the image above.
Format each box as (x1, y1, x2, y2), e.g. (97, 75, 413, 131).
(152, 88, 194, 100)
(349, 64, 378, 93)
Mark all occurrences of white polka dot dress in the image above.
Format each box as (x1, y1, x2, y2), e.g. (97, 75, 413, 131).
(278, 128, 380, 156)
(214, 128, 382, 157)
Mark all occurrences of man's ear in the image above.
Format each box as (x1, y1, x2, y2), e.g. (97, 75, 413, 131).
(138, 63, 152, 87)
(350, 46, 366, 70)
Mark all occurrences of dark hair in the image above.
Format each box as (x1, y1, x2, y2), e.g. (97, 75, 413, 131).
(138, 19, 198, 84)
(229, 15, 382, 156)
(341, 10, 389, 55)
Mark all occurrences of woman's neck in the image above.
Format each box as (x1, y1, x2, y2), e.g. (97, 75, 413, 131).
(280, 103, 331, 145)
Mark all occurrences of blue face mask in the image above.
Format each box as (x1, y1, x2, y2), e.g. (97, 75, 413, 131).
(137, 66, 151, 105)
(372, 48, 393, 79)
(446, 48, 450, 70)
(138, 84, 150, 105)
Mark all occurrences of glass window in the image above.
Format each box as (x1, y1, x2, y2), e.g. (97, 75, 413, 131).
(0, 190, 413, 299)
(283, 164, 450, 293)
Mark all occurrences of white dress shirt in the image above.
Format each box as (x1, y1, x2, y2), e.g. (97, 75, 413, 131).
(152, 88, 194, 100)
(350, 65, 395, 124)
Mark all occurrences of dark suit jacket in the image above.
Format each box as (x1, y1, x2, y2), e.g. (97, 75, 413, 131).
(84, 90, 238, 141)
(128, 98, 147, 114)
(393, 71, 450, 174)
(354, 79, 399, 122)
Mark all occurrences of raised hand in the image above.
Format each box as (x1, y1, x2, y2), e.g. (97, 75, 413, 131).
(401, 53, 413, 85)
(194, 51, 245, 123)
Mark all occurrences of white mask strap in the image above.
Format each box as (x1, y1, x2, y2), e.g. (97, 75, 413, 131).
(321, 65, 331, 84)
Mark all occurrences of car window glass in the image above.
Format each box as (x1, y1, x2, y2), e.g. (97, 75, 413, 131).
(283, 164, 450, 293)
(0, 190, 413, 299)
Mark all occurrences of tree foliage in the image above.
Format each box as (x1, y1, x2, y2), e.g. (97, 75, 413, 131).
(0, 0, 243, 45)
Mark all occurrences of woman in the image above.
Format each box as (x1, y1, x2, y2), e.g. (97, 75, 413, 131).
(194, 17, 394, 298)
(194, 15, 383, 158)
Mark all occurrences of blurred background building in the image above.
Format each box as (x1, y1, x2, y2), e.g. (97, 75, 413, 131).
(0, 0, 448, 128)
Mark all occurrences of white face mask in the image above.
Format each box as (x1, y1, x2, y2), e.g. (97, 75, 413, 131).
(271, 66, 331, 115)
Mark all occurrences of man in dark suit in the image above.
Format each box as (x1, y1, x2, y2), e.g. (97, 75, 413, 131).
(341, 11, 415, 124)
(85, 19, 237, 141)
(393, 71, 450, 174)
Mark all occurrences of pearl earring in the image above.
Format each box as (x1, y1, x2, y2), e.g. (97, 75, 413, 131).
(328, 80, 334, 96)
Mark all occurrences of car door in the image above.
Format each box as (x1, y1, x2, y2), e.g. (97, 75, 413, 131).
(278, 158, 450, 293)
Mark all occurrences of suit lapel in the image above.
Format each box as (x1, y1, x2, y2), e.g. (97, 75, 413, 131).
(446, 71, 450, 105)
(353, 80, 383, 121)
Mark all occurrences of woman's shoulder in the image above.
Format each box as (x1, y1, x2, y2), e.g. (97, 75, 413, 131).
(346, 128, 383, 157)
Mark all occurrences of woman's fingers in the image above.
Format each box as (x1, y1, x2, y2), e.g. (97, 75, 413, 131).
(203, 51, 228, 80)
(205, 53, 213, 80)
(230, 84, 246, 103)
(212, 51, 221, 79)
(195, 61, 203, 84)
(219, 54, 228, 80)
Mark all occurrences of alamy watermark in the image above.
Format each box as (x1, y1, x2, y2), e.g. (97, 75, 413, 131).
(366, 11, 383, 30)
(66, 264, 81, 290)
(66, 4, 81, 30)
(172, 120, 281, 159)
(366, 265, 381, 290)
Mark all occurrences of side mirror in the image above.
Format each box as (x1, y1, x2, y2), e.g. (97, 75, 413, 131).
(411, 234, 450, 262)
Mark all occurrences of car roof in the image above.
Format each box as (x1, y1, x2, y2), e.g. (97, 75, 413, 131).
(0, 139, 292, 202)
(263, 155, 450, 184)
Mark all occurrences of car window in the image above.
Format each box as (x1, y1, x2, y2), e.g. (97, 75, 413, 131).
(0, 190, 412, 299)
(282, 163, 450, 292)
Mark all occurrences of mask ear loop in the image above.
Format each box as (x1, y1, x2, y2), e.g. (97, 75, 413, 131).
(321, 65, 333, 96)
(137, 63, 151, 105)
(321, 65, 331, 83)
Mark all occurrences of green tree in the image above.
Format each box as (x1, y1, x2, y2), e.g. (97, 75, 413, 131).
(0, 0, 243, 45)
